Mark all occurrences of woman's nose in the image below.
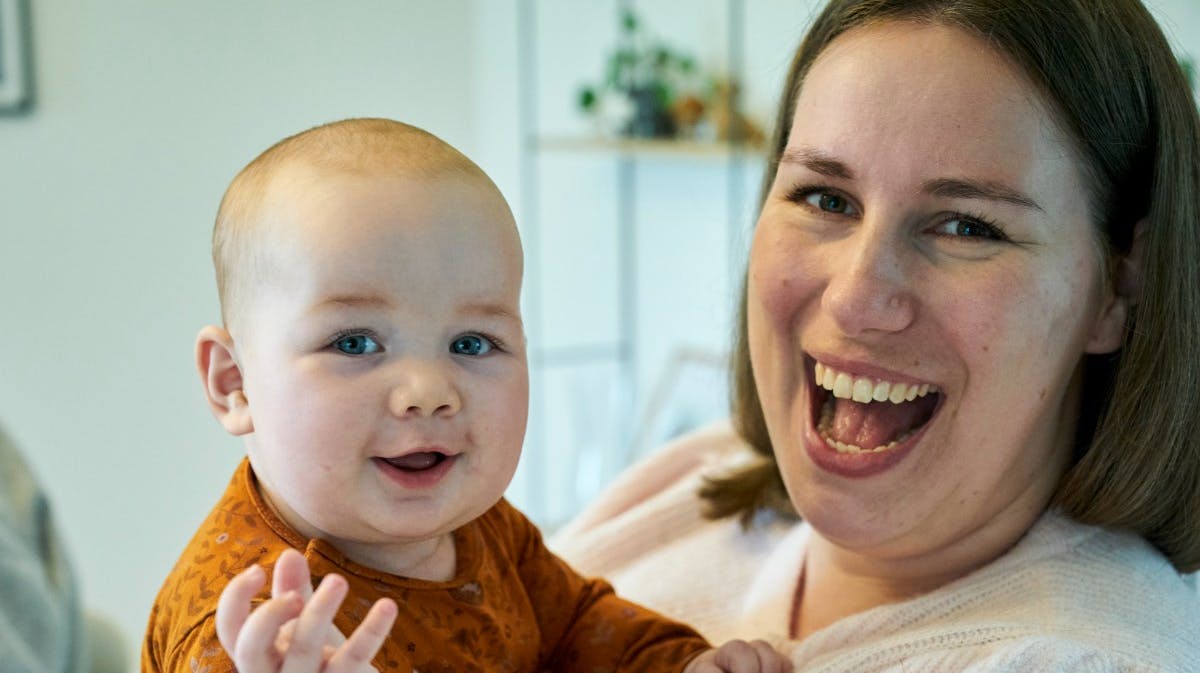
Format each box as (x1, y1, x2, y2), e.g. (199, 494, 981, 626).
(388, 361, 462, 418)
(821, 226, 917, 337)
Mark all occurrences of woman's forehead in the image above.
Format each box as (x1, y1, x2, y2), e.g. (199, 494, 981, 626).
(788, 21, 1082, 202)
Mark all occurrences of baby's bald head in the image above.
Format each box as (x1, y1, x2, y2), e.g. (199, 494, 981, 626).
(212, 118, 505, 330)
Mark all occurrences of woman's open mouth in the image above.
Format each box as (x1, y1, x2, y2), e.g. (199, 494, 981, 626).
(810, 360, 941, 459)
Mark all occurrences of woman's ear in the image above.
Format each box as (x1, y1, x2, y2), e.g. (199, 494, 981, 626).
(196, 325, 253, 436)
(1086, 219, 1146, 354)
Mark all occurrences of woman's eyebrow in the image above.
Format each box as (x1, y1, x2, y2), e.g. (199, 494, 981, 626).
(781, 146, 1043, 212)
(779, 147, 854, 179)
(923, 177, 1044, 211)
(457, 302, 522, 325)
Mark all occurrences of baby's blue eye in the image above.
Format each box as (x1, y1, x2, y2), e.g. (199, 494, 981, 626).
(334, 334, 380, 355)
(451, 335, 493, 356)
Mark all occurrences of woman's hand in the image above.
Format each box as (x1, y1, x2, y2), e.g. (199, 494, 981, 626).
(215, 548, 398, 673)
(684, 639, 793, 673)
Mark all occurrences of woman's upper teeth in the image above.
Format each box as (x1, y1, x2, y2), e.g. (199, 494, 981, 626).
(815, 362, 937, 404)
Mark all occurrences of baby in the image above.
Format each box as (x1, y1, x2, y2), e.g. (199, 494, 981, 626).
(142, 118, 789, 673)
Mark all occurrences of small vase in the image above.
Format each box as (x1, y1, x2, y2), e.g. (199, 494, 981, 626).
(624, 86, 675, 138)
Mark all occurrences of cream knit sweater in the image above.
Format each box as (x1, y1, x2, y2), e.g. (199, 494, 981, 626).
(551, 422, 1200, 672)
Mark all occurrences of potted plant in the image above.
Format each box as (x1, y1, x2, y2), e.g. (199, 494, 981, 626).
(578, 10, 701, 138)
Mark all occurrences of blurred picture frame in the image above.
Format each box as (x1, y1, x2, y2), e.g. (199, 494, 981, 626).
(0, 0, 31, 113)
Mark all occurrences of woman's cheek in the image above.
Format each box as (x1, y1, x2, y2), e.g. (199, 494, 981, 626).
(749, 225, 820, 334)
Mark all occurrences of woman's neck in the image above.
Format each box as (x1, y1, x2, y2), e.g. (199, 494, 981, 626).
(793, 502, 1046, 639)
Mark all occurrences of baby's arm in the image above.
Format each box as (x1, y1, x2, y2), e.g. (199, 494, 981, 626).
(684, 640, 793, 673)
(215, 549, 397, 673)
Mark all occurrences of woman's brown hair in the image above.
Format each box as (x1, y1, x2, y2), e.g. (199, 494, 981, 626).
(702, 0, 1200, 572)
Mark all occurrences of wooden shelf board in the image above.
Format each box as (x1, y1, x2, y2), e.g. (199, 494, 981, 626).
(535, 135, 765, 158)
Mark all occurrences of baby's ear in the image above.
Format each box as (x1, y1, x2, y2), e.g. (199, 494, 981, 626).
(196, 325, 253, 436)
(1086, 219, 1145, 355)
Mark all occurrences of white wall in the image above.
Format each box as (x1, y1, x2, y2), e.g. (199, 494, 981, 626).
(2, 0, 1199, 667)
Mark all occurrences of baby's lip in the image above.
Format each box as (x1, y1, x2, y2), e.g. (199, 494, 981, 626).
(375, 446, 460, 473)
(381, 445, 458, 460)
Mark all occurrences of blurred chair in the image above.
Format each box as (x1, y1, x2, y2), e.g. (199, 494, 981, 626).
(0, 424, 127, 673)
(628, 346, 730, 464)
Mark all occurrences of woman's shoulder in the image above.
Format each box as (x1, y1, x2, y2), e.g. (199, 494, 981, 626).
(548, 421, 801, 642)
(793, 510, 1200, 672)
(1010, 512, 1200, 659)
(796, 635, 1177, 673)
(991, 510, 1199, 620)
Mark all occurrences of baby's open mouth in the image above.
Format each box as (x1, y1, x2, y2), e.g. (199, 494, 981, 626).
(380, 452, 450, 472)
(813, 361, 940, 454)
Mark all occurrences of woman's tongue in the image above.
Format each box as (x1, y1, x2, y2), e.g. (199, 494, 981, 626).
(827, 396, 930, 449)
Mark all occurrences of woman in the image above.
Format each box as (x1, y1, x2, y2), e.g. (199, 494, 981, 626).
(553, 0, 1200, 669)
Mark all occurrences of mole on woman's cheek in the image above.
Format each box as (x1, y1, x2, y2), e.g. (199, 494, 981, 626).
(757, 275, 797, 316)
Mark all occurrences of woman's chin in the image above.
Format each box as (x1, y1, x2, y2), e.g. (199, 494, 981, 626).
(782, 427, 941, 554)
(789, 481, 915, 552)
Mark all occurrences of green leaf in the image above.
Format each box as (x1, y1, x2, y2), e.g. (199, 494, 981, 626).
(622, 10, 637, 33)
(578, 87, 597, 111)
(1180, 56, 1196, 91)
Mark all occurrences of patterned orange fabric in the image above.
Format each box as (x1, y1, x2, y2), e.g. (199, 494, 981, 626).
(143, 459, 710, 673)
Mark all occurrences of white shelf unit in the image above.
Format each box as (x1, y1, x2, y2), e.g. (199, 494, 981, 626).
(515, 0, 761, 525)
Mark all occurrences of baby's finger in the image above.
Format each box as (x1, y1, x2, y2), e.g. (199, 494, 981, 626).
(279, 573, 349, 673)
(708, 639, 759, 672)
(747, 639, 793, 673)
(272, 548, 315, 602)
(326, 598, 398, 673)
(216, 564, 266, 655)
(233, 591, 304, 673)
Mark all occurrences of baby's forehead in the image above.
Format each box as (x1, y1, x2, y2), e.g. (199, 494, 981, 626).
(246, 157, 495, 231)
(243, 165, 523, 315)
(245, 159, 519, 264)
(215, 119, 518, 330)
(265, 152, 474, 197)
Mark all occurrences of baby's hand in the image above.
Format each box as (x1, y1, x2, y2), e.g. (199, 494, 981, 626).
(215, 548, 398, 673)
(683, 639, 793, 673)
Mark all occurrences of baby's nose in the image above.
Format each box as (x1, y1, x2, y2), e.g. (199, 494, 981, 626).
(388, 361, 462, 418)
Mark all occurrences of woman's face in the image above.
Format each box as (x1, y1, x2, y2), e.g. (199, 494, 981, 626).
(748, 21, 1128, 561)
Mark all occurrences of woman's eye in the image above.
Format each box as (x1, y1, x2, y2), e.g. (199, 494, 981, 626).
(802, 190, 856, 215)
(934, 217, 1007, 241)
(333, 334, 380, 355)
(450, 334, 493, 356)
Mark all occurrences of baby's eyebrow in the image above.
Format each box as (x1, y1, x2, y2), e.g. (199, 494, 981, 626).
(458, 302, 521, 323)
(310, 294, 393, 312)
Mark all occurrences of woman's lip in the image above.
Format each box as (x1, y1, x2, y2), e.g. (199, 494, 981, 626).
(802, 407, 928, 478)
(806, 351, 936, 388)
(802, 353, 942, 479)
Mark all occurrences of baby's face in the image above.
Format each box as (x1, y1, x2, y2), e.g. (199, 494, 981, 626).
(232, 164, 527, 563)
